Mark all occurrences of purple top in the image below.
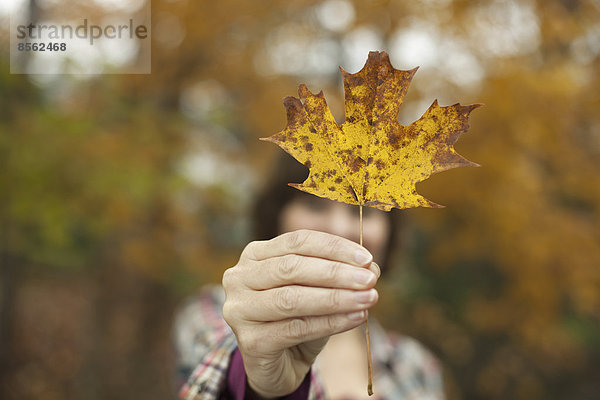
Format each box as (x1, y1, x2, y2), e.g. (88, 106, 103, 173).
(223, 348, 311, 400)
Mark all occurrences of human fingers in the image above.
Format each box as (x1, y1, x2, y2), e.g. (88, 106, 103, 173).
(241, 255, 378, 291)
(243, 230, 372, 266)
(237, 311, 368, 357)
(239, 285, 378, 321)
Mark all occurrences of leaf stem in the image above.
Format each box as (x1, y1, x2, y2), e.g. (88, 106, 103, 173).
(359, 204, 363, 246)
(359, 205, 374, 396)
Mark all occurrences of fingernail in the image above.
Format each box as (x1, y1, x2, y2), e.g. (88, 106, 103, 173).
(355, 289, 377, 304)
(354, 269, 375, 285)
(354, 249, 372, 265)
(347, 310, 366, 320)
(371, 262, 381, 278)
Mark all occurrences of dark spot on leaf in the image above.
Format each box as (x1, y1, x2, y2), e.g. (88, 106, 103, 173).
(309, 127, 316, 134)
(347, 186, 358, 202)
(305, 143, 313, 151)
(304, 160, 311, 168)
(329, 187, 335, 191)
(313, 114, 324, 126)
(335, 177, 343, 183)
(349, 157, 364, 173)
(348, 75, 364, 86)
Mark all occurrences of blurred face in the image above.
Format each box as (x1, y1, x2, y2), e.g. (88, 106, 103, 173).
(279, 195, 391, 262)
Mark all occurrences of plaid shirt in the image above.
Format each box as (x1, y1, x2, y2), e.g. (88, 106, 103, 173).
(174, 285, 445, 400)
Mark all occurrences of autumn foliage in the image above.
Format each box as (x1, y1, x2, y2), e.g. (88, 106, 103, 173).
(263, 51, 480, 210)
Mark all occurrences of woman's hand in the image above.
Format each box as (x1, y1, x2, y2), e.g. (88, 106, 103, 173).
(222, 229, 380, 398)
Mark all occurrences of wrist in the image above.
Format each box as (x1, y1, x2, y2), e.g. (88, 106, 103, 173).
(246, 369, 312, 399)
(246, 376, 288, 399)
(246, 381, 280, 400)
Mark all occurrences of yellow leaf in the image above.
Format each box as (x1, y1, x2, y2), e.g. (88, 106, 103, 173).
(262, 51, 481, 211)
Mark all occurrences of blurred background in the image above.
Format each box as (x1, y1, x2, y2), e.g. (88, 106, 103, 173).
(1, 0, 599, 399)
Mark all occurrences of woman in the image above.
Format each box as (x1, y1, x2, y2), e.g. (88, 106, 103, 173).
(174, 155, 444, 399)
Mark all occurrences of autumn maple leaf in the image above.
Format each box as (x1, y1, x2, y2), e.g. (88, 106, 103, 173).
(262, 51, 481, 211)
